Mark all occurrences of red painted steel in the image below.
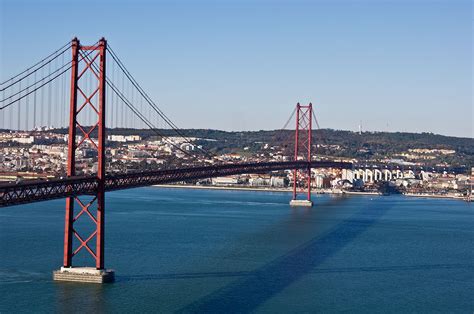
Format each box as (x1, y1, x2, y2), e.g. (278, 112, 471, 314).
(307, 103, 313, 201)
(96, 38, 107, 270)
(62, 38, 107, 270)
(293, 103, 300, 200)
(64, 37, 79, 267)
(292, 103, 313, 202)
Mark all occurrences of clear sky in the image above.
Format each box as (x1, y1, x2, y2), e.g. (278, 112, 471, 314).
(1, 0, 472, 137)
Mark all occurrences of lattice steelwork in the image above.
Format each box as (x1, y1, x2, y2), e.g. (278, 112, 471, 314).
(0, 161, 353, 207)
(0, 177, 98, 206)
(63, 38, 107, 270)
(292, 103, 313, 201)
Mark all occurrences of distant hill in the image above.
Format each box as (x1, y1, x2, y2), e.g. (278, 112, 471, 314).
(182, 129, 473, 166)
(39, 127, 474, 167)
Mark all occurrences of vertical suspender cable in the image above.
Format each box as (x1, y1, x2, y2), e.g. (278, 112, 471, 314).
(131, 79, 135, 129)
(41, 66, 44, 128)
(25, 74, 29, 130)
(0, 90, 2, 128)
(112, 60, 117, 128)
(121, 72, 124, 128)
(61, 52, 65, 128)
(112, 58, 116, 128)
(48, 62, 52, 127)
(55, 55, 59, 128)
(140, 92, 143, 129)
(80, 50, 199, 159)
(9, 88, 13, 129)
(33, 71, 37, 129)
(17, 81, 21, 130)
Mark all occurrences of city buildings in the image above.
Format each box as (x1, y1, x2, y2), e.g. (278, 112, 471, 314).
(0, 129, 471, 198)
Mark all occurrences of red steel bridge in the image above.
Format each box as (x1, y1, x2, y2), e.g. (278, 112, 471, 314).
(0, 38, 351, 281)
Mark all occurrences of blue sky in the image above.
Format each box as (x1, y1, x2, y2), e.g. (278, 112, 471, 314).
(1, 0, 472, 137)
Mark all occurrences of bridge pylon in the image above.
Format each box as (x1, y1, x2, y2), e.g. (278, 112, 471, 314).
(53, 38, 114, 283)
(290, 103, 313, 207)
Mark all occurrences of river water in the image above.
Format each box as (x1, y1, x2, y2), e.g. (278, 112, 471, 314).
(0, 187, 473, 313)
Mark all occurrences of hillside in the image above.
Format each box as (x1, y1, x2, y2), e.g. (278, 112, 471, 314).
(104, 128, 474, 167)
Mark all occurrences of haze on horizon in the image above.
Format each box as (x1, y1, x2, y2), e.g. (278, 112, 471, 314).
(0, 0, 472, 138)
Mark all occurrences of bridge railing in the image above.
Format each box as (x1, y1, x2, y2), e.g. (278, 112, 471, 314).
(0, 161, 352, 207)
(0, 176, 98, 207)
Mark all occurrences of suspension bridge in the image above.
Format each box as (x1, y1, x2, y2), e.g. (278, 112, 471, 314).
(0, 38, 352, 283)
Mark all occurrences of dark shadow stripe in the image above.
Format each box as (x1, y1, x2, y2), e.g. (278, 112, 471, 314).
(178, 200, 393, 313)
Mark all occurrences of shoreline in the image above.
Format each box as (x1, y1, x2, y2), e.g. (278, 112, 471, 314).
(154, 184, 293, 193)
(153, 184, 469, 201)
(401, 193, 465, 201)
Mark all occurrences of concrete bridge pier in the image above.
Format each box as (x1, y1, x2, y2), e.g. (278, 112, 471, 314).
(53, 267, 115, 283)
(290, 199, 313, 207)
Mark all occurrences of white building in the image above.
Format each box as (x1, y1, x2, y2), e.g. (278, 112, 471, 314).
(180, 143, 195, 151)
(10, 136, 35, 144)
(212, 176, 240, 185)
(107, 135, 142, 142)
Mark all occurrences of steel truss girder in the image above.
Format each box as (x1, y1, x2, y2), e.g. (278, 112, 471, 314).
(0, 177, 98, 206)
(0, 161, 352, 207)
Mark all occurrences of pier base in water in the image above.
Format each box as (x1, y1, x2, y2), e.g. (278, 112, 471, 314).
(289, 200, 313, 207)
(53, 267, 115, 283)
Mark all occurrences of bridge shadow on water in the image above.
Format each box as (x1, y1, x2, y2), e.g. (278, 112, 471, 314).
(114, 197, 390, 312)
(118, 196, 474, 312)
(173, 197, 393, 313)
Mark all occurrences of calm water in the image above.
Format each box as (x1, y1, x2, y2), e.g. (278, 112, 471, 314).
(0, 188, 473, 313)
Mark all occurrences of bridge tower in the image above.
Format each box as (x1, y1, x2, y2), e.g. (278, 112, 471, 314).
(290, 103, 313, 207)
(53, 38, 114, 283)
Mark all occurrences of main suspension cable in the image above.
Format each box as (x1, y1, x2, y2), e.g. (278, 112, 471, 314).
(80, 51, 198, 159)
(106, 78, 197, 159)
(0, 41, 70, 89)
(0, 49, 70, 103)
(0, 44, 99, 111)
(107, 45, 210, 154)
(107, 45, 213, 158)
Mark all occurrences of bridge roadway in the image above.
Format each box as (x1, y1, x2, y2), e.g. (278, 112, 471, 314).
(0, 161, 352, 207)
(353, 164, 467, 174)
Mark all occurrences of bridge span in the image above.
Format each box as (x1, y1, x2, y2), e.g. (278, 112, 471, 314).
(0, 161, 352, 207)
(0, 37, 351, 283)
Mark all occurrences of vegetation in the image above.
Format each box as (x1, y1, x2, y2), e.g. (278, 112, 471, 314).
(47, 127, 473, 167)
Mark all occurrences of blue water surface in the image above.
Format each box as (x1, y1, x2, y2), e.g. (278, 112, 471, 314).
(0, 187, 473, 313)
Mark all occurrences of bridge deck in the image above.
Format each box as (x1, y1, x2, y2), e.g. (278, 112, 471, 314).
(0, 161, 352, 207)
